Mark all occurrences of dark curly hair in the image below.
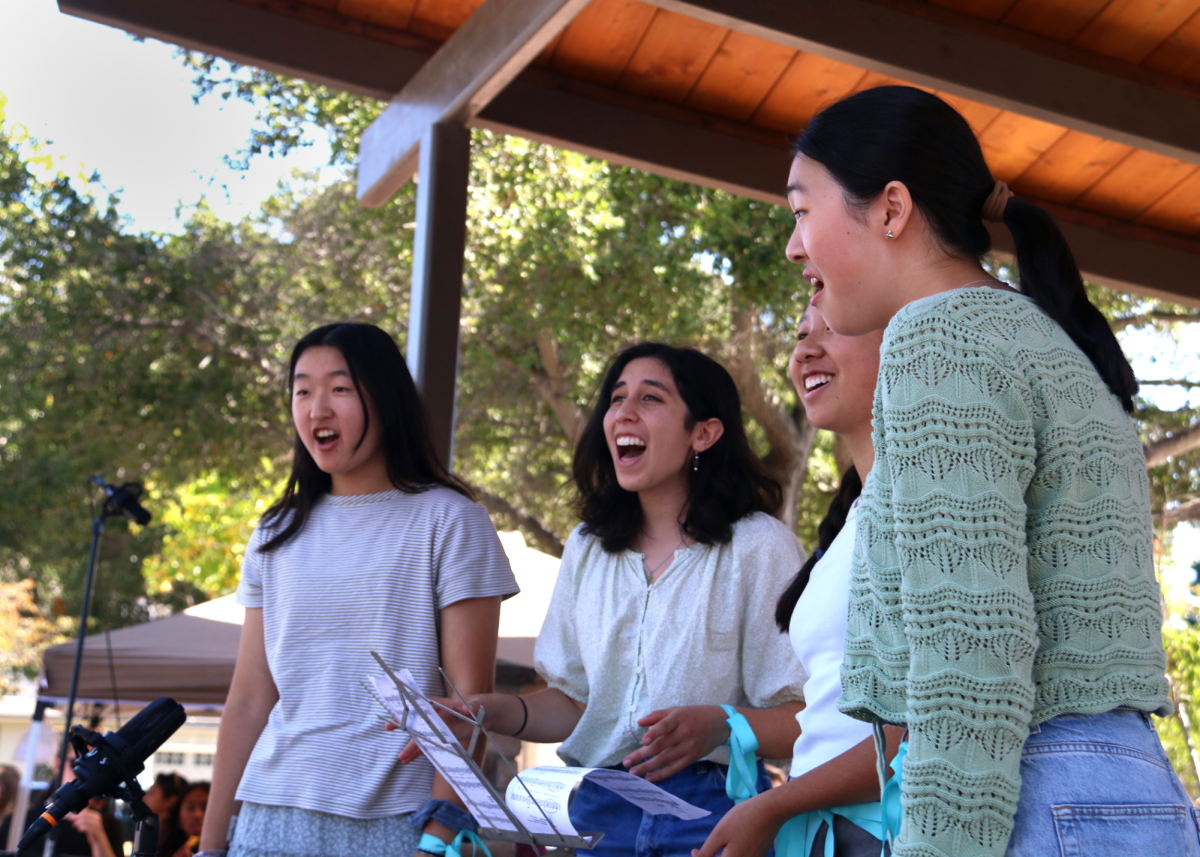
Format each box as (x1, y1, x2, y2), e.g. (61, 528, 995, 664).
(573, 342, 782, 552)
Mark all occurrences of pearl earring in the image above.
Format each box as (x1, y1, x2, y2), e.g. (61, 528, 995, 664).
(693, 452, 699, 472)
(885, 230, 895, 239)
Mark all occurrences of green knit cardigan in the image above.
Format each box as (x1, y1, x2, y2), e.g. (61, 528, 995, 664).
(839, 288, 1171, 857)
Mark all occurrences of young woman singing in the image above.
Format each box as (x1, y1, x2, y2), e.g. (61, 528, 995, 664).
(199, 323, 518, 857)
(414, 343, 809, 857)
(772, 86, 1182, 857)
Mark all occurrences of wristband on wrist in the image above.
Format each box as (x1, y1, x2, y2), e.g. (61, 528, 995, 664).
(417, 830, 494, 857)
(512, 696, 529, 737)
(195, 851, 229, 857)
(418, 833, 448, 856)
(720, 704, 760, 805)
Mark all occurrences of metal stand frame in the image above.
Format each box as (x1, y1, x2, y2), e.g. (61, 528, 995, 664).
(368, 653, 602, 853)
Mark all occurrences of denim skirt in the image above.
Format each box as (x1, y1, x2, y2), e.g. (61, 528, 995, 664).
(1007, 708, 1200, 856)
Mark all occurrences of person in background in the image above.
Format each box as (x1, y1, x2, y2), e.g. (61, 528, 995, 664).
(0, 744, 125, 857)
(0, 763, 19, 824)
(143, 772, 189, 853)
(66, 797, 123, 857)
(164, 782, 210, 857)
(414, 343, 809, 857)
(198, 323, 517, 857)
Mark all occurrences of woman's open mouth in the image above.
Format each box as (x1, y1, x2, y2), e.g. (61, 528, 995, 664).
(616, 435, 646, 463)
(804, 373, 832, 395)
(314, 428, 340, 450)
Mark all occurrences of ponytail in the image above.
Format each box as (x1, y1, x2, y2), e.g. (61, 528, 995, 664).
(1002, 198, 1138, 412)
(776, 467, 862, 632)
(795, 85, 1139, 413)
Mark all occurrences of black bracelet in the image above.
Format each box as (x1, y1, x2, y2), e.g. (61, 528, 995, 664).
(513, 695, 529, 737)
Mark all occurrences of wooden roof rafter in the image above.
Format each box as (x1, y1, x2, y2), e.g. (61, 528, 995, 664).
(58, 0, 1200, 304)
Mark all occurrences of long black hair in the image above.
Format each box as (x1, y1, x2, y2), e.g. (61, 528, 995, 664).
(574, 342, 782, 553)
(162, 781, 209, 857)
(795, 85, 1137, 412)
(259, 323, 471, 551)
(775, 467, 861, 631)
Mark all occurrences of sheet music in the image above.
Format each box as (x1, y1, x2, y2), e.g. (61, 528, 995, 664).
(504, 766, 586, 837)
(504, 766, 711, 837)
(367, 666, 710, 845)
(584, 768, 712, 819)
(368, 673, 518, 833)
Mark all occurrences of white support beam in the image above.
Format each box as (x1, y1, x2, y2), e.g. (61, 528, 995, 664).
(356, 0, 590, 207)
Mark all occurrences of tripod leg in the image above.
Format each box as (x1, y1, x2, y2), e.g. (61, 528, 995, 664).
(132, 815, 159, 857)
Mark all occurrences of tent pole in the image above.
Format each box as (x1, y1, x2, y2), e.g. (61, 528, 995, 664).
(6, 700, 49, 852)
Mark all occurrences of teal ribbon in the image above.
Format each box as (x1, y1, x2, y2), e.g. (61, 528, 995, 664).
(880, 738, 908, 846)
(775, 739, 907, 857)
(720, 704, 760, 804)
(419, 831, 493, 857)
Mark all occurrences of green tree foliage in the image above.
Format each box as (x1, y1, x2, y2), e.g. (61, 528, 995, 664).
(6, 56, 1200, 791)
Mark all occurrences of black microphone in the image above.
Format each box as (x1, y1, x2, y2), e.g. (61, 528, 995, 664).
(89, 476, 152, 525)
(19, 697, 186, 850)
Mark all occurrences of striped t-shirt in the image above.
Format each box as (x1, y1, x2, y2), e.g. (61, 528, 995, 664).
(234, 486, 519, 819)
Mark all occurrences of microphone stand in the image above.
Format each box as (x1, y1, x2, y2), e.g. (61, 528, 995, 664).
(62, 726, 161, 857)
(52, 481, 151, 808)
(51, 513, 105, 801)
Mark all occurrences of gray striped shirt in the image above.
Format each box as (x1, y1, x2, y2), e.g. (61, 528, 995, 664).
(235, 487, 518, 818)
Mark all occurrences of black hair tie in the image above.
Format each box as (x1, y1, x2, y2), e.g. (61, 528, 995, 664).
(513, 696, 529, 737)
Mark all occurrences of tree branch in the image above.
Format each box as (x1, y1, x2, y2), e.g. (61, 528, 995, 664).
(530, 330, 588, 446)
(726, 309, 806, 457)
(473, 486, 564, 558)
(725, 308, 818, 530)
(1146, 424, 1200, 467)
(1140, 379, 1200, 388)
(1164, 498, 1200, 526)
(1111, 311, 1200, 332)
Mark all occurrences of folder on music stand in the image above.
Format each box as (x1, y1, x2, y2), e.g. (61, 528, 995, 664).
(366, 652, 602, 853)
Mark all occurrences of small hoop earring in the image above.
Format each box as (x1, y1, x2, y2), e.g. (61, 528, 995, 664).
(885, 230, 895, 239)
(693, 452, 699, 472)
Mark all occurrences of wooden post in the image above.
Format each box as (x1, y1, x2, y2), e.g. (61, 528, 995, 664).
(408, 122, 472, 470)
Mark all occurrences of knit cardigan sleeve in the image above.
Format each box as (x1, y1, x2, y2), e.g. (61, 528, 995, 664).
(875, 315, 1041, 857)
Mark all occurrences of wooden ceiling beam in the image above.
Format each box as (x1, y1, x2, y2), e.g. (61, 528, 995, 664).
(356, 0, 590, 207)
(479, 78, 1200, 305)
(57, 0, 1200, 303)
(59, 0, 433, 100)
(655, 0, 1200, 167)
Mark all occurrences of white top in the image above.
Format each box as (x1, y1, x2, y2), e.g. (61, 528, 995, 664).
(235, 487, 519, 818)
(788, 500, 872, 778)
(535, 512, 808, 769)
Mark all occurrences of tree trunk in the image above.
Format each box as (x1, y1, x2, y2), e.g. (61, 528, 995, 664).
(531, 329, 587, 445)
(1146, 424, 1200, 467)
(726, 308, 818, 530)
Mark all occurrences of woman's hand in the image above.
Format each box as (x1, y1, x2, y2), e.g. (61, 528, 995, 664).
(67, 809, 117, 857)
(387, 693, 519, 763)
(624, 705, 731, 782)
(690, 793, 787, 857)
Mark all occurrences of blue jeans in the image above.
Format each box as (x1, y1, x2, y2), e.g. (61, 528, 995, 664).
(1007, 708, 1200, 856)
(568, 761, 773, 857)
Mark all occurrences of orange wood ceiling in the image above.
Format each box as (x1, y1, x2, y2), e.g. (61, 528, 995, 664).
(296, 0, 1200, 239)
